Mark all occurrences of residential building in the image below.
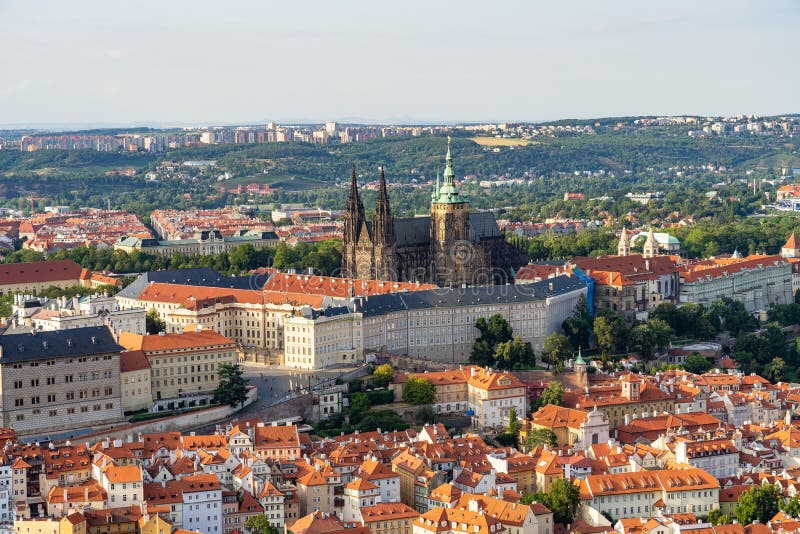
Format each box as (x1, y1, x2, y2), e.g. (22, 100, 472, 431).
(579, 468, 719, 521)
(390, 366, 527, 429)
(452, 494, 553, 534)
(0, 326, 124, 437)
(564, 373, 675, 430)
(180, 474, 222, 534)
(359, 502, 420, 534)
(525, 404, 609, 449)
(412, 506, 505, 534)
(118, 327, 239, 402)
(119, 350, 152, 413)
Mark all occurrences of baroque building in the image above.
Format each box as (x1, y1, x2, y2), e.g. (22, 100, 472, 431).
(342, 139, 525, 286)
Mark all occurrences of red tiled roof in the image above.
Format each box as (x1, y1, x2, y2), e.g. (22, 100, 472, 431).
(120, 350, 150, 373)
(0, 259, 84, 285)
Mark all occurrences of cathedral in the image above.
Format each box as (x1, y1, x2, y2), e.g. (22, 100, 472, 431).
(342, 139, 525, 286)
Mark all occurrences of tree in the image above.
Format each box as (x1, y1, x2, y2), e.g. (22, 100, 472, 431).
(471, 314, 514, 367)
(782, 495, 800, 518)
(402, 376, 435, 405)
(245, 515, 279, 534)
(764, 357, 786, 382)
(593, 313, 626, 356)
(494, 336, 536, 370)
(520, 480, 580, 524)
(212, 363, 248, 408)
(630, 318, 673, 360)
(415, 406, 436, 425)
(534, 381, 564, 410)
(507, 407, 520, 436)
(146, 309, 165, 334)
(736, 484, 781, 525)
(373, 364, 394, 388)
(562, 294, 592, 349)
(683, 353, 713, 374)
(349, 392, 371, 417)
(525, 428, 557, 450)
(543, 333, 572, 374)
(707, 509, 730, 526)
(546, 478, 581, 525)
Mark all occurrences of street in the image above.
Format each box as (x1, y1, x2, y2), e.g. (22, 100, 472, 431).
(240, 362, 360, 414)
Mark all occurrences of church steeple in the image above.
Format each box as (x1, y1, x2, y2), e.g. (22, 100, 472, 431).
(643, 227, 659, 258)
(618, 228, 631, 257)
(373, 165, 395, 246)
(435, 136, 462, 204)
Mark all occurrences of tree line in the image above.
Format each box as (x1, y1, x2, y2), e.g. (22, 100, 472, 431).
(3, 240, 343, 277)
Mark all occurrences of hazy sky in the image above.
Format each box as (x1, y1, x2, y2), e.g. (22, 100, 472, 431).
(1, 0, 797, 127)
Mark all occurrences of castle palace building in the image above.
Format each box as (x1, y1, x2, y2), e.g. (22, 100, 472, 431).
(342, 139, 524, 286)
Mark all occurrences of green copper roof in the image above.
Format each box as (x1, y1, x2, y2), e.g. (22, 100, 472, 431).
(574, 347, 586, 365)
(433, 136, 464, 204)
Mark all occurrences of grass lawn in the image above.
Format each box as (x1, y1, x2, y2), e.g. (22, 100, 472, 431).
(470, 136, 536, 147)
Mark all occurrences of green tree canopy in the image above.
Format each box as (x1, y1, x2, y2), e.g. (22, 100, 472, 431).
(520, 479, 580, 525)
(683, 353, 713, 374)
(146, 309, 165, 335)
(630, 318, 673, 360)
(402, 376, 435, 405)
(736, 484, 781, 525)
(592, 312, 627, 356)
(507, 407, 521, 436)
(525, 428, 558, 450)
(245, 515, 279, 534)
(562, 294, 593, 349)
(533, 381, 564, 410)
(543, 333, 572, 374)
(212, 363, 248, 408)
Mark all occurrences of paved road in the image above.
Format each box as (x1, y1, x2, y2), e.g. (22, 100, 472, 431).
(239, 363, 360, 415)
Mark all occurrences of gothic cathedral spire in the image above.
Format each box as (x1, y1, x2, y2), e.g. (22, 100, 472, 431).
(342, 164, 366, 278)
(373, 165, 396, 246)
(372, 165, 397, 280)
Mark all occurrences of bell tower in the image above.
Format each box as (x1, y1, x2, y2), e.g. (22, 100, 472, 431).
(617, 228, 631, 257)
(430, 137, 471, 286)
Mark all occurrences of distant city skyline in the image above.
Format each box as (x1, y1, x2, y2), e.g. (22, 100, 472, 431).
(1, 0, 798, 128)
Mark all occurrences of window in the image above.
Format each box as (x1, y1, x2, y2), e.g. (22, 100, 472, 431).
(46, 377, 55, 386)
(30, 379, 39, 387)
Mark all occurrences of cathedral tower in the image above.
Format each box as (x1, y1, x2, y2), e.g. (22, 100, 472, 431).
(371, 166, 397, 280)
(617, 228, 631, 257)
(643, 227, 659, 258)
(342, 165, 365, 278)
(430, 137, 471, 286)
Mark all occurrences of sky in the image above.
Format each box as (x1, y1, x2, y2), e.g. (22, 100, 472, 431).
(0, 0, 798, 127)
